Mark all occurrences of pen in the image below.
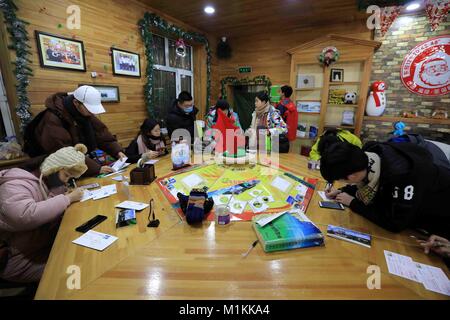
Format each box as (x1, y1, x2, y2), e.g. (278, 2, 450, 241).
(242, 240, 259, 258)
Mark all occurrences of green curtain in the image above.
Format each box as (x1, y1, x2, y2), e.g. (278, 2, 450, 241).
(233, 89, 256, 131)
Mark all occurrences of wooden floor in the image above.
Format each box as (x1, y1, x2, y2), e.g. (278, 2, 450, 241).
(35, 154, 449, 300)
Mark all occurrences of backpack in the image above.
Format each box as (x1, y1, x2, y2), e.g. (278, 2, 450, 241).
(23, 109, 68, 157)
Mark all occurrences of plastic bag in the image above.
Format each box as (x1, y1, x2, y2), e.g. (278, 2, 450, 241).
(171, 139, 190, 170)
(0, 136, 25, 160)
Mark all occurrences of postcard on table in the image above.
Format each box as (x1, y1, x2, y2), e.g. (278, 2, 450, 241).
(115, 201, 149, 211)
(72, 230, 118, 251)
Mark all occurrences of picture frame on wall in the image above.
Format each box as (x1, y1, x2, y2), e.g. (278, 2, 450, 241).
(330, 68, 344, 82)
(35, 31, 86, 72)
(111, 47, 141, 77)
(79, 84, 120, 103)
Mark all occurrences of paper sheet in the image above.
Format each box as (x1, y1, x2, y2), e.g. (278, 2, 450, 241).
(144, 159, 159, 165)
(92, 184, 117, 200)
(255, 211, 287, 227)
(212, 194, 233, 205)
(111, 157, 129, 172)
(115, 201, 149, 211)
(72, 230, 118, 251)
(182, 174, 204, 189)
(414, 262, 450, 296)
(296, 184, 308, 197)
(248, 198, 269, 213)
(229, 199, 247, 214)
(384, 250, 421, 282)
(271, 176, 292, 193)
(318, 191, 332, 201)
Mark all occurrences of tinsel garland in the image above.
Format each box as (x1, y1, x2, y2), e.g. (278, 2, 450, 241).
(0, 0, 33, 130)
(138, 12, 211, 120)
(220, 76, 272, 100)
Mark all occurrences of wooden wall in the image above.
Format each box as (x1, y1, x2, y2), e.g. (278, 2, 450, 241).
(3, 0, 218, 147)
(218, 20, 373, 90)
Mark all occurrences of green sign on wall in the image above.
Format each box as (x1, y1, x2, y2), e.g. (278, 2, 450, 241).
(238, 66, 252, 73)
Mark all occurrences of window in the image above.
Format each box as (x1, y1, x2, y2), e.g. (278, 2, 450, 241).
(0, 71, 15, 141)
(152, 34, 194, 123)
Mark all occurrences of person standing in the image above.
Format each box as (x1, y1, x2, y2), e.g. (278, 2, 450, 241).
(166, 91, 198, 143)
(276, 85, 298, 143)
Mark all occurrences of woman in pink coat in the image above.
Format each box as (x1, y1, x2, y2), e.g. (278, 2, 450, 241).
(0, 144, 88, 283)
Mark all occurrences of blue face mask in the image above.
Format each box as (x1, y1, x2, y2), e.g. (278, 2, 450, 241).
(184, 106, 194, 114)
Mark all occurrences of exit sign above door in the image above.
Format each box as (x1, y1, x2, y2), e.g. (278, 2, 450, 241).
(238, 66, 252, 73)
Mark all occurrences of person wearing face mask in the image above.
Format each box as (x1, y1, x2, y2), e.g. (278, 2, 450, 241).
(30, 86, 126, 177)
(166, 91, 198, 143)
(0, 144, 88, 283)
(125, 119, 168, 164)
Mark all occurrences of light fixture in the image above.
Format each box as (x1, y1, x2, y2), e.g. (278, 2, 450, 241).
(406, 2, 421, 11)
(204, 6, 215, 14)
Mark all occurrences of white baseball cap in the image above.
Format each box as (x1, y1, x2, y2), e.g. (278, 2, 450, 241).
(69, 85, 106, 114)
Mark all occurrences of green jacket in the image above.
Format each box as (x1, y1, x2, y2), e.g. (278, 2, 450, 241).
(309, 130, 362, 161)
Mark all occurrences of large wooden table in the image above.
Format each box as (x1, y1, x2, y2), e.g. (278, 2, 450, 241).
(35, 154, 449, 300)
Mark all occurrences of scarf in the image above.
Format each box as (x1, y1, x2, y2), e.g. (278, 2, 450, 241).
(251, 103, 271, 132)
(64, 95, 97, 152)
(137, 134, 164, 155)
(356, 152, 381, 205)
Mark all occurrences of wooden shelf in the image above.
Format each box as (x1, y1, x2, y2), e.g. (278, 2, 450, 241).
(296, 136, 314, 140)
(329, 82, 361, 86)
(298, 111, 321, 115)
(327, 104, 359, 108)
(295, 87, 322, 91)
(325, 124, 355, 129)
(364, 116, 450, 125)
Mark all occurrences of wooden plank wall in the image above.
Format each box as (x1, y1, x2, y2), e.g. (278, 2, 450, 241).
(218, 20, 373, 90)
(5, 0, 219, 147)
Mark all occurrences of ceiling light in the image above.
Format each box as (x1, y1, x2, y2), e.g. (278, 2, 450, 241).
(204, 6, 215, 14)
(406, 3, 421, 11)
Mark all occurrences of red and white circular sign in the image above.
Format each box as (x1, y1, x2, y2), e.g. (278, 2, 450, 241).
(401, 35, 450, 96)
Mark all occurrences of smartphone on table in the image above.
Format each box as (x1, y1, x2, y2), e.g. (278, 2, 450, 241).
(319, 201, 345, 211)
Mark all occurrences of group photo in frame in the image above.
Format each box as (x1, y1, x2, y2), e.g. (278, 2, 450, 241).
(111, 47, 141, 77)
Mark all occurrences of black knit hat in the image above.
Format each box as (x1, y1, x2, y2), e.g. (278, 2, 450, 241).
(320, 142, 368, 182)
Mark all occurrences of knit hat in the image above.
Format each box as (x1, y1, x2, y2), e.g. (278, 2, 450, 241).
(39, 144, 88, 198)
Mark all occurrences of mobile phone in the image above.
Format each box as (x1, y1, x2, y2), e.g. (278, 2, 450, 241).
(80, 183, 101, 190)
(319, 201, 345, 210)
(75, 215, 107, 233)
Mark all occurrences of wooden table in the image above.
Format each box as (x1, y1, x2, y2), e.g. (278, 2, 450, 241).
(35, 154, 449, 300)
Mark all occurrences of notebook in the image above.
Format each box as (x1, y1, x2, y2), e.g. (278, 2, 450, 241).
(252, 211, 324, 253)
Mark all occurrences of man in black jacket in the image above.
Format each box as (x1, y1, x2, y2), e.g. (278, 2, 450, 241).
(166, 91, 199, 143)
(320, 141, 450, 239)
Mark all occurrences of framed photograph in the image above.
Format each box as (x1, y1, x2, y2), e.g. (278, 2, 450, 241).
(296, 100, 321, 113)
(79, 84, 120, 103)
(330, 68, 344, 82)
(35, 31, 86, 72)
(297, 75, 315, 89)
(111, 48, 141, 77)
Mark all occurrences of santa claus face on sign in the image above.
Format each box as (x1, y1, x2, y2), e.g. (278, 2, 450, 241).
(414, 52, 450, 88)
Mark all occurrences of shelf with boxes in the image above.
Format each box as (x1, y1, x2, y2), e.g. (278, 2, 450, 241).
(288, 34, 381, 154)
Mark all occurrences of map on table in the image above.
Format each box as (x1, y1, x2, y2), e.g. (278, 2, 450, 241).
(156, 163, 318, 222)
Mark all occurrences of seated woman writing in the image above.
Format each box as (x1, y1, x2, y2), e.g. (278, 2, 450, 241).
(0, 144, 87, 283)
(125, 119, 168, 164)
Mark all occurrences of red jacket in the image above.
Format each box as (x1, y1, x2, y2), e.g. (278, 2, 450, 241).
(276, 98, 298, 141)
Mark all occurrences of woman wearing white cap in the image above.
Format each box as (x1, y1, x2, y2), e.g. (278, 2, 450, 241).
(0, 144, 88, 283)
(31, 85, 126, 176)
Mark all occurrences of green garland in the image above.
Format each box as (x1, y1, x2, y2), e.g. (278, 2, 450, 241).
(0, 0, 33, 131)
(220, 75, 272, 100)
(138, 12, 211, 120)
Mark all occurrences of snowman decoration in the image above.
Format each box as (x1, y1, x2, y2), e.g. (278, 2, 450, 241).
(366, 81, 387, 116)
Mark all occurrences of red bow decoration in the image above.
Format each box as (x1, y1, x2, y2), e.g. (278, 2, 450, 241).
(380, 6, 401, 37)
(425, 0, 450, 31)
